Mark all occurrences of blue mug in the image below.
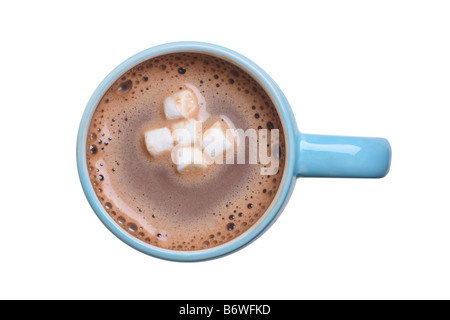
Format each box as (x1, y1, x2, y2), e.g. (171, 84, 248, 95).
(77, 42, 391, 262)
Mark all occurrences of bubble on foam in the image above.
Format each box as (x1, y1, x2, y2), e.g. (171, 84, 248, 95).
(127, 223, 137, 233)
(89, 145, 98, 154)
(117, 80, 132, 95)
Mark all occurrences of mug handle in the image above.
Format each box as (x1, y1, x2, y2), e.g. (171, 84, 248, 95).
(295, 133, 392, 178)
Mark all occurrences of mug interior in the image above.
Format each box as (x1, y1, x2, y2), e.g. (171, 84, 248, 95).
(77, 42, 297, 261)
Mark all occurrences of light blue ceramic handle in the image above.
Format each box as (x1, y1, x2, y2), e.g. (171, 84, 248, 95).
(296, 133, 391, 178)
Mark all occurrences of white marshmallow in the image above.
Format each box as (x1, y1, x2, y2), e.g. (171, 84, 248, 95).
(171, 119, 201, 146)
(202, 121, 234, 158)
(171, 146, 207, 172)
(164, 90, 198, 120)
(144, 127, 173, 156)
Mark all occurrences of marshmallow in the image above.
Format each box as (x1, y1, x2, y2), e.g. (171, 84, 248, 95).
(171, 119, 200, 146)
(202, 121, 234, 158)
(164, 90, 198, 120)
(144, 127, 173, 156)
(171, 146, 207, 172)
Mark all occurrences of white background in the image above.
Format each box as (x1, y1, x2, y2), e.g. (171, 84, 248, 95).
(1, 1, 449, 300)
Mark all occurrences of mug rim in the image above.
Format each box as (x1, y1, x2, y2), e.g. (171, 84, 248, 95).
(76, 41, 298, 262)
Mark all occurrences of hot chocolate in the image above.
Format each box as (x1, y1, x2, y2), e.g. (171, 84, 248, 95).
(85, 52, 286, 250)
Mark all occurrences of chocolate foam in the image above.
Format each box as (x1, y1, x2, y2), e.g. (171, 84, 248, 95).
(86, 52, 286, 250)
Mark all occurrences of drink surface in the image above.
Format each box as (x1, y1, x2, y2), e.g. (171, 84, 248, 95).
(86, 52, 285, 250)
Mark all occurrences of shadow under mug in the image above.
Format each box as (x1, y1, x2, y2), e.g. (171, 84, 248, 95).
(77, 41, 391, 262)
